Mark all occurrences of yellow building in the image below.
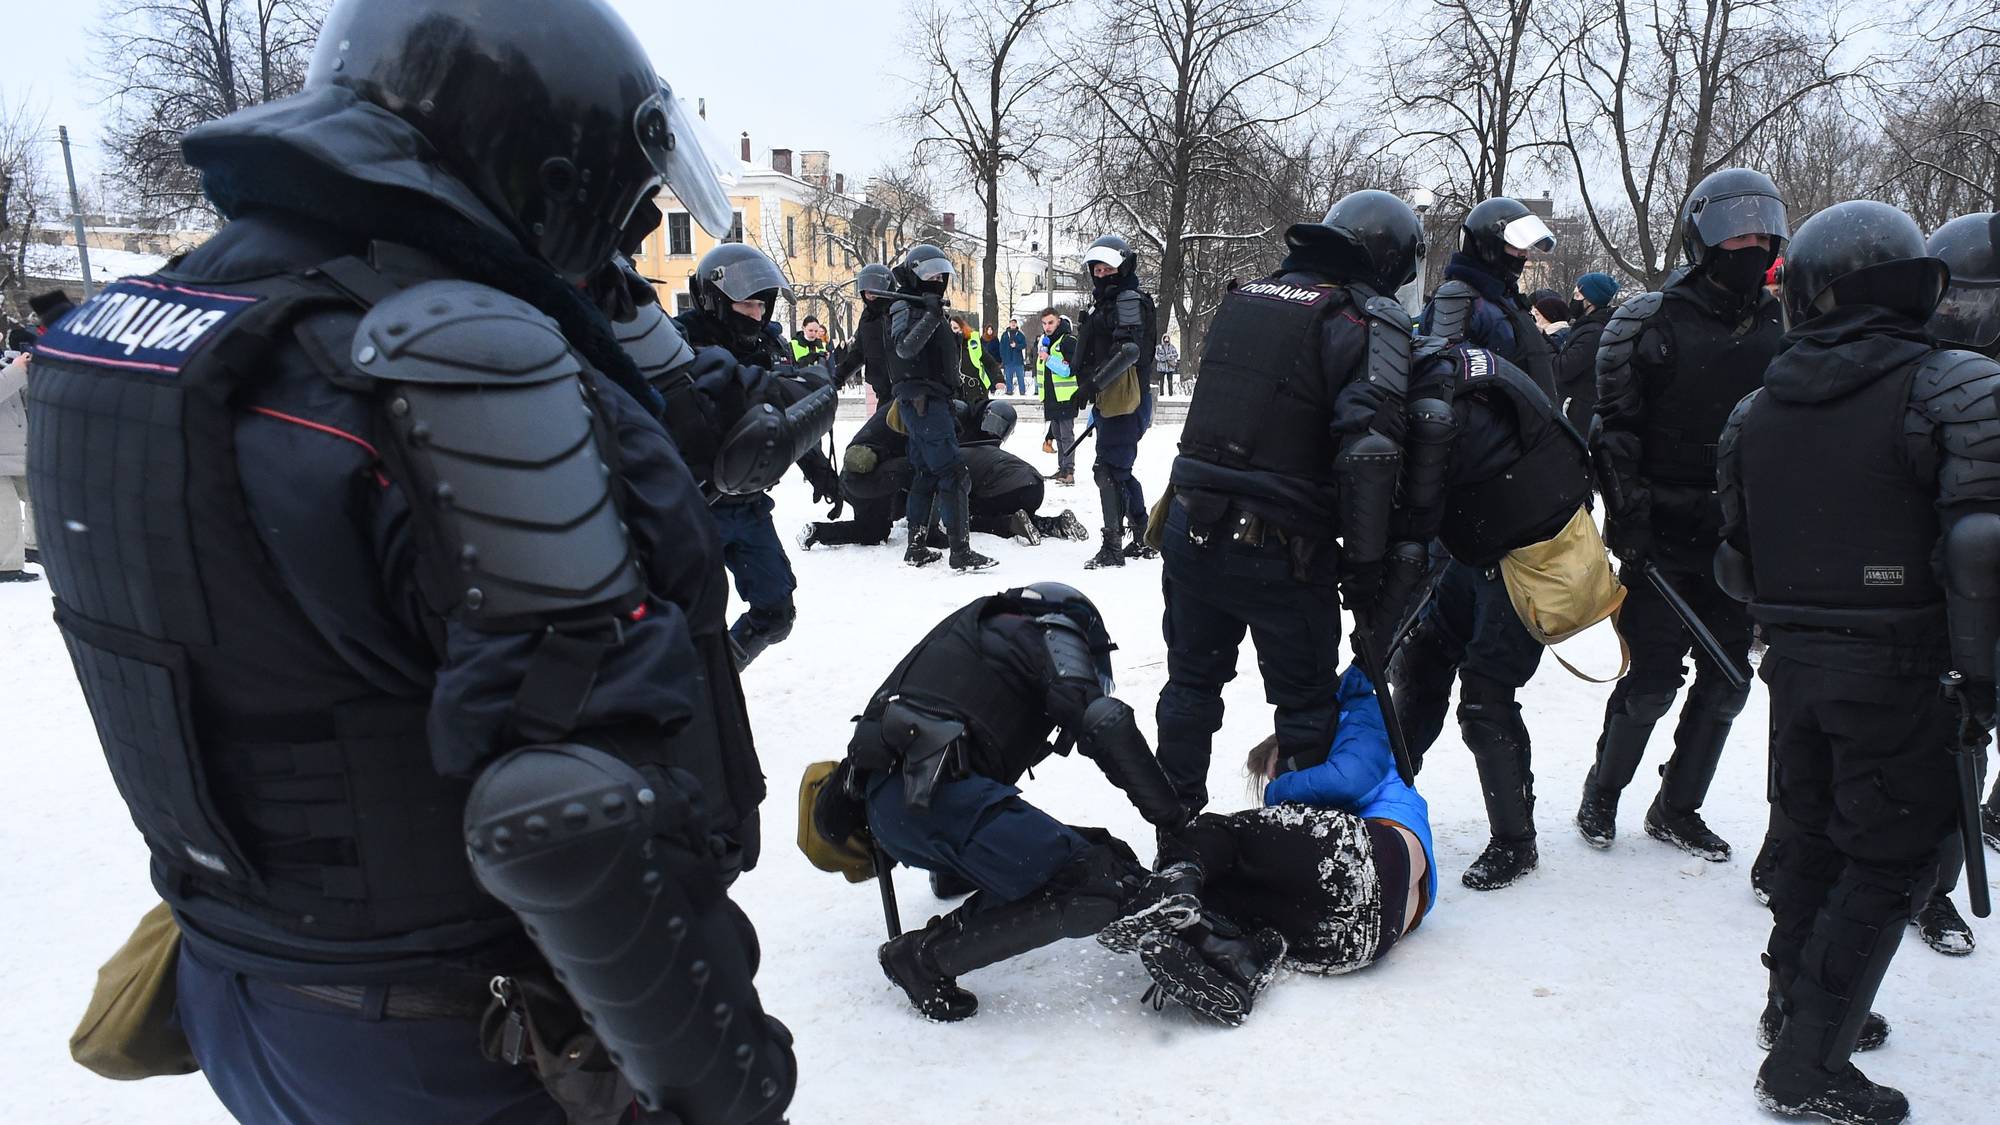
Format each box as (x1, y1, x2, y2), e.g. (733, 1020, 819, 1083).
(632, 126, 983, 347)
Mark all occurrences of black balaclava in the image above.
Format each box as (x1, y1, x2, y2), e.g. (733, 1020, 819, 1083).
(1705, 244, 1776, 299)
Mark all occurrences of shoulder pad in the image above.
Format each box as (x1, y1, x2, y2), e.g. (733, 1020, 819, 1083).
(611, 300, 696, 382)
(351, 280, 581, 386)
(1595, 292, 1666, 371)
(1362, 294, 1415, 332)
(1427, 280, 1477, 343)
(1039, 616, 1101, 687)
(1361, 295, 1414, 397)
(1911, 349, 2000, 421)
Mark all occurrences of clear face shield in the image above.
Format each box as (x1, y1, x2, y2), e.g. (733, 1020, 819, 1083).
(1690, 192, 1790, 254)
(1932, 280, 2000, 351)
(1500, 213, 1557, 255)
(633, 81, 734, 239)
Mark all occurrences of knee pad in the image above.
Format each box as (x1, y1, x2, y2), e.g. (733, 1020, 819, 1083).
(943, 463, 972, 493)
(748, 597, 797, 641)
(1457, 700, 1529, 751)
(1051, 841, 1146, 938)
(1614, 689, 1678, 726)
(1093, 462, 1119, 487)
(1686, 677, 1750, 720)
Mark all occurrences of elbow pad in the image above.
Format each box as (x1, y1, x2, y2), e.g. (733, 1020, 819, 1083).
(711, 384, 836, 497)
(1077, 696, 1185, 830)
(1339, 431, 1403, 568)
(894, 310, 943, 360)
(1400, 397, 1457, 537)
(465, 744, 795, 1124)
(1714, 541, 1755, 604)
(1945, 512, 2000, 680)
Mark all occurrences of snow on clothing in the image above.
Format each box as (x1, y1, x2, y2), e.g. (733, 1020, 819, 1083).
(1190, 665, 1437, 974)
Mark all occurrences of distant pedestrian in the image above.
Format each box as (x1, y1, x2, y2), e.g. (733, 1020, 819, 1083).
(1001, 318, 1029, 394)
(0, 347, 35, 583)
(1157, 332, 1180, 395)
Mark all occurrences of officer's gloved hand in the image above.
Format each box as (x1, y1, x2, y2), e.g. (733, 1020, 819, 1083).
(805, 463, 843, 516)
(1955, 679, 1997, 751)
(1605, 509, 1651, 567)
(1338, 560, 1384, 618)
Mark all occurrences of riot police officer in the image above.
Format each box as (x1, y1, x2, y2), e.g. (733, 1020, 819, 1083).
(1156, 189, 1424, 812)
(1717, 200, 2000, 1124)
(1576, 168, 1788, 863)
(1393, 197, 1561, 891)
(24, 1, 794, 1121)
(838, 262, 896, 401)
(886, 244, 996, 571)
(676, 242, 843, 667)
(831, 584, 1199, 1021)
(1074, 234, 1159, 568)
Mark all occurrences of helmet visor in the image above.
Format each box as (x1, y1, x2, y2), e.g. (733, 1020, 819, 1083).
(1691, 192, 1790, 251)
(1932, 280, 2000, 350)
(711, 255, 792, 303)
(636, 84, 735, 239)
(909, 256, 954, 284)
(1501, 214, 1557, 254)
(1084, 245, 1124, 269)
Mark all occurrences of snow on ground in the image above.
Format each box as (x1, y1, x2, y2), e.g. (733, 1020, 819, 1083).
(19, 243, 172, 287)
(3, 422, 1995, 1124)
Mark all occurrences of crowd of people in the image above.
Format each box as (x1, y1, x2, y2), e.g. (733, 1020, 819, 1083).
(10, 1, 1999, 1124)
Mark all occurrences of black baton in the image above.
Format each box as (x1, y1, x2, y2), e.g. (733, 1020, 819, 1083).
(1645, 563, 1751, 693)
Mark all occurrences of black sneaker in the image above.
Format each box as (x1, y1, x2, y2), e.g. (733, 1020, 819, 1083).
(1755, 1056, 1908, 1125)
(1982, 800, 1999, 853)
(1005, 510, 1042, 546)
(904, 542, 942, 568)
(1462, 838, 1538, 891)
(1913, 892, 1974, 956)
(1644, 799, 1731, 862)
(1096, 862, 1204, 953)
(879, 927, 978, 1022)
(1121, 539, 1158, 560)
(1035, 509, 1090, 541)
(1575, 782, 1619, 849)
(796, 523, 820, 550)
(1752, 836, 1780, 906)
(0, 569, 41, 584)
(1759, 1002, 1889, 1052)
(948, 544, 998, 571)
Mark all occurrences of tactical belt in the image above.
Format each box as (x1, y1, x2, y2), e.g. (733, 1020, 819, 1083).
(275, 981, 491, 1022)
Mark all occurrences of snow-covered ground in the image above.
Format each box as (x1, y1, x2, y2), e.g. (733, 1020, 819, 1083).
(3, 423, 1995, 1124)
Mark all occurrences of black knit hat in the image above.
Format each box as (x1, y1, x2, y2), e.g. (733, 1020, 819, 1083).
(29, 289, 75, 323)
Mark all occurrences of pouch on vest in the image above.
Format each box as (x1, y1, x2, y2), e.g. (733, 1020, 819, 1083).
(879, 698, 967, 811)
(797, 760, 875, 883)
(1097, 367, 1142, 417)
(69, 901, 197, 1081)
(1497, 505, 1629, 680)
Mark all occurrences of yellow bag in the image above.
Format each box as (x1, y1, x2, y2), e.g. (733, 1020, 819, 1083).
(70, 902, 199, 1081)
(1145, 485, 1177, 551)
(1096, 368, 1142, 417)
(1498, 505, 1629, 681)
(797, 761, 876, 884)
(886, 398, 906, 435)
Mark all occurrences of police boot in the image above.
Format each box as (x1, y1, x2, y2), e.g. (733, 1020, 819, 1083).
(1032, 509, 1091, 541)
(796, 522, 821, 551)
(1912, 891, 1973, 956)
(1645, 699, 1742, 863)
(1757, 954, 1889, 1053)
(1460, 704, 1539, 891)
(1123, 507, 1158, 560)
(904, 498, 942, 568)
(1086, 467, 1126, 569)
(1982, 778, 1999, 852)
(1138, 916, 1287, 1028)
(1095, 860, 1205, 953)
(1576, 690, 1673, 849)
(1755, 910, 1910, 1124)
(944, 475, 997, 572)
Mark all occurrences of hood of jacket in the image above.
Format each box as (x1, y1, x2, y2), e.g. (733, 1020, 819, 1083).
(1763, 305, 1935, 406)
(1443, 252, 1517, 305)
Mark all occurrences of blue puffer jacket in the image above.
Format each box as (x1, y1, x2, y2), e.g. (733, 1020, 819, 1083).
(1264, 665, 1438, 909)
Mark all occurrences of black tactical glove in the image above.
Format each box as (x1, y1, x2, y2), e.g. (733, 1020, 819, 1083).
(1955, 678, 1997, 752)
(806, 463, 843, 517)
(1605, 507, 1652, 567)
(1339, 560, 1384, 618)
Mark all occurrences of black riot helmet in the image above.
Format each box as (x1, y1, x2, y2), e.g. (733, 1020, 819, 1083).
(305, 0, 731, 282)
(1084, 235, 1138, 286)
(978, 399, 1018, 442)
(690, 243, 791, 321)
(1010, 582, 1117, 693)
(855, 262, 896, 298)
(1782, 200, 1949, 328)
(894, 244, 955, 296)
(1461, 197, 1556, 274)
(1285, 189, 1425, 293)
(1928, 213, 2000, 354)
(1680, 167, 1789, 268)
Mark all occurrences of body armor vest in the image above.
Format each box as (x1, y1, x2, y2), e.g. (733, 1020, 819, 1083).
(1501, 300, 1558, 399)
(1180, 277, 1344, 484)
(1740, 363, 1943, 619)
(851, 599, 1056, 785)
(856, 311, 890, 400)
(1639, 288, 1782, 485)
(1438, 352, 1592, 566)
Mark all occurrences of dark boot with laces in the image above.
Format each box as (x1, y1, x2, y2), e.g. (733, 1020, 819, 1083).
(1912, 891, 1973, 956)
(1644, 798, 1731, 862)
(1138, 917, 1287, 1027)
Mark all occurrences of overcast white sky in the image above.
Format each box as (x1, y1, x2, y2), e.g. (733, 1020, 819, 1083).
(1, 0, 929, 193)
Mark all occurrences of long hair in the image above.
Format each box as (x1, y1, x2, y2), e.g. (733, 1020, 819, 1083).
(1244, 735, 1280, 802)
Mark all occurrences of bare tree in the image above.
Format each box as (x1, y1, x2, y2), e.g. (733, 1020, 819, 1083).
(1381, 0, 1565, 209)
(1871, 1, 2000, 229)
(900, 0, 1071, 332)
(0, 95, 53, 323)
(95, 0, 326, 223)
(1070, 0, 1336, 362)
(1551, 0, 1883, 285)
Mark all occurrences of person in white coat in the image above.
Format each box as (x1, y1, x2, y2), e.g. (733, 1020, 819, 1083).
(0, 338, 36, 583)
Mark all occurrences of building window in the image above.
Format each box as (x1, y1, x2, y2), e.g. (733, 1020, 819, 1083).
(674, 292, 693, 315)
(668, 212, 692, 256)
(725, 211, 745, 245)
(786, 216, 796, 258)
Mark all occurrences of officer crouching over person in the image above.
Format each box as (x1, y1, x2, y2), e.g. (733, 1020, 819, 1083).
(25, 0, 795, 1121)
(1717, 200, 2000, 1125)
(820, 584, 1203, 1021)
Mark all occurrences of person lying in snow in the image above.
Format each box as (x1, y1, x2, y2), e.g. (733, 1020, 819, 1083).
(1136, 664, 1438, 1025)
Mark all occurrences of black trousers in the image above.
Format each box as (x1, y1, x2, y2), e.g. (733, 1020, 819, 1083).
(1761, 652, 1957, 994)
(1611, 563, 1753, 701)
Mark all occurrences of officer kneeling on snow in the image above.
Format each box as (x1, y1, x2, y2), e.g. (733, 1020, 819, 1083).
(26, 1, 793, 1121)
(831, 584, 1201, 1021)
